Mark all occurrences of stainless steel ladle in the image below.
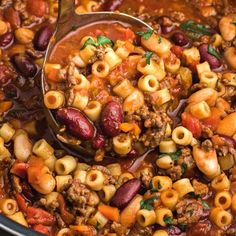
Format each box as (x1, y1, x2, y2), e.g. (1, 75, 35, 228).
(41, 0, 153, 157)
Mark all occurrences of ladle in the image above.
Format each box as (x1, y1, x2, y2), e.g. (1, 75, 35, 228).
(41, 0, 153, 156)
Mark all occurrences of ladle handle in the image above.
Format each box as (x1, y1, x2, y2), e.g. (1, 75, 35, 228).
(58, 0, 75, 24)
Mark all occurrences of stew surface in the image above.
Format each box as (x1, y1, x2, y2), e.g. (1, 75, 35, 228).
(0, 0, 236, 236)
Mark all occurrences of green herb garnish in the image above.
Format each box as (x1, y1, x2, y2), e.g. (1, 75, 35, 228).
(178, 224, 187, 231)
(95, 221, 101, 230)
(136, 29, 154, 40)
(181, 162, 187, 174)
(188, 192, 200, 199)
(159, 149, 182, 161)
(164, 216, 173, 225)
(158, 36, 162, 43)
(207, 45, 221, 60)
(202, 201, 210, 209)
(150, 180, 162, 193)
(145, 51, 153, 65)
(81, 36, 113, 50)
(231, 21, 236, 25)
(180, 20, 212, 36)
(140, 197, 157, 210)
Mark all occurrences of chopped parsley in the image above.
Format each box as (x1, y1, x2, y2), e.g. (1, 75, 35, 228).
(150, 180, 162, 193)
(95, 221, 101, 230)
(207, 45, 221, 60)
(136, 29, 154, 40)
(81, 36, 113, 50)
(159, 149, 182, 161)
(164, 216, 173, 225)
(158, 36, 162, 43)
(178, 224, 187, 231)
(231, 21, 236, 25)
(140, 197, 157, 210)
(202, 201, 210, 209)
(145, 51, 153, 65)
(181, 162, 187, 174)
(180, 20, 212, 36)
(188, 192, 200, 199)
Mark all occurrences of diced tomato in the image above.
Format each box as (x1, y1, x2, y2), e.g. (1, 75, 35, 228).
(188, 60, 199, 73)
(117, 26, 136, 41)
(182, 112, 202, 138)
(10, 162, 29, 178)
(33, 224, 50, 236)
(57, 194, 75, 225)
(94, 29, 104, 37)
(26, 0, 47, 17)
(202, 107, 221, 131)
(15, 194, 28, 213)
(27, 157, 45, 185)
(26, 207, 55, 226)
(171, 45, 183, 59)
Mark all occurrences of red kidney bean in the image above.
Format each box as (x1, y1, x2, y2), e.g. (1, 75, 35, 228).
(0, 32, 14, 49)
(100, 101, 123, 137)
(0, 65, 12, 86)
(92, 133, 105, 149)
(11, 54, 37, 78)
(110, 178, 141, 209)
(33, 25, 53, 51)
(103, 0, 124, 11)
(157, 16, 175, 34)
(4, 7, 21, 29)
(57, 108, 95, 141)
(199, 44, 221, 69)
(26, 0, 47, 17)
(127, 149, 139, 159)
(171, 32, 190, 47)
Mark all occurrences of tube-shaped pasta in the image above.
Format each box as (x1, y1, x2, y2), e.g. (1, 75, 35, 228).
(74, 74, 90, 90)
(89, 211, 108, 228)
(44, 63, 61, 82)
(84, 101, 102, 121)
(138, 75, 159, 92)
(200, 71, 218, 88)
(196, 61, 211, 76)
(76, 163, 90, 171)
(159, 140, 177, 153)
(44, 192, 59, 208)
(172, 126, 193, 146)
(84, 0, 98, 11)
(231, 193, 236, 212)
(210, 207, 232, 228)
(160, 189, 179, 210)
(71, 53, 86, 68)
(0, 123, 15, 142)
(123, 89, 144, 114)
(172, 178, 194, 198)
(113, 79, 134, 98)
(137, 209, 156, 227)
(92, 60, 110, 78)
(55, 155, 77, 175)
(114, 40, 135, 59)
(211, 173, 230, 191)
(152, 176, 172, 192)
(152, 88, 171, 107)
(56, 228, 72, 236)
(137, 58, 166, 81)
(71, 90, 89, 110)
(141, 33, 171, 58)
(155, 207, 173, 226)
(153, 230, 168, 236)
(56, 175, 72, 192)
(103, 48, 122, 70)
(193, 146, 221, 179)
(156, 155, 174, 169)
(14, 132, 32, 162)
(44, 155, 57, 171)
(117, 172, 134, 186)
(8, 211, 28, 227)
(85, 169, 105, 191)
(113, 134, 132, 155)
(106, 163, 121, 176)
(79, 44, 96, 64)
(74, 169, 87, 183)
(189, 101, 211, 119)
(0, 199, 17, 215)
(33, 139, 54, 160)
(0, 137, 11, 160)
(214, 191, 231, 209)
(164, 53, 181, 73)
(99, 185, 116, 202)
(183, 47, 200, 65)
(75, 5, 87, 14)
(44, 91, 65, 109)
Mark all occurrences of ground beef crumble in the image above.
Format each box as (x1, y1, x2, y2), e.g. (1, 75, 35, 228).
(176, 199, 204, 224)
(192, 179, 209, 196)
